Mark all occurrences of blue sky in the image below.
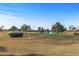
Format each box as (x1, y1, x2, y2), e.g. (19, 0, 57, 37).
(0, 3, 79, 29)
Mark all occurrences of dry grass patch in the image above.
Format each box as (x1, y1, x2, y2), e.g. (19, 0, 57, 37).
(0, 32, 79, 55)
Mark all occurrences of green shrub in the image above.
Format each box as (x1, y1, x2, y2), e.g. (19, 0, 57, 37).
(9, 31, 24, 37)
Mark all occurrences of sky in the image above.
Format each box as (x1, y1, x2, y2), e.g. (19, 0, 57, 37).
(0, 3, 79, 30)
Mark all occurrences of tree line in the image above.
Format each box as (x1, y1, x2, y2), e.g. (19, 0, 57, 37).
(0, 22, 78, 34)
(0, 24, 50, 32)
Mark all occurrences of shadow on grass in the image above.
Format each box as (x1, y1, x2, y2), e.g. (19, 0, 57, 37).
(23, 54, 44, 56)
(0, 47, 7, 52)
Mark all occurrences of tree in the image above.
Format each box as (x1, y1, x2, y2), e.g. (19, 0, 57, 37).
(72, 27, 76, 32)
(46, 29, 50, 33)
(69, 25, 73, 31)
(9, 26, 18, 31)
(52, 22, 66, 34)
(38, 27, 44, 33)
(38, 27, 41, 32)
(69, 25, 76, 32)
(21, 24, 31, 31)
(0, 25, 4, 31)
(40, 27, 44, 33)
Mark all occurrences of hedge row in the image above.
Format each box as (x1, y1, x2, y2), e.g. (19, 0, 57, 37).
(9, 32, 24, 37)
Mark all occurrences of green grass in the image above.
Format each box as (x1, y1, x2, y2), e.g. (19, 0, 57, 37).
(48, 34, 75, 38)
(24, 32, 42, 37)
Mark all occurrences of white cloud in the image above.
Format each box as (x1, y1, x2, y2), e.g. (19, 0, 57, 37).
(0, 12, 52, 30)
(1, 11, 79, 30)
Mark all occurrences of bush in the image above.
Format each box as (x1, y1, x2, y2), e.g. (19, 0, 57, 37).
(74, 32, 79, 36)
(9, 31, 24, 37)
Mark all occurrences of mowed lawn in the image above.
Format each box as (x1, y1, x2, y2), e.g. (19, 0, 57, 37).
(0, 32, 79, 56)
